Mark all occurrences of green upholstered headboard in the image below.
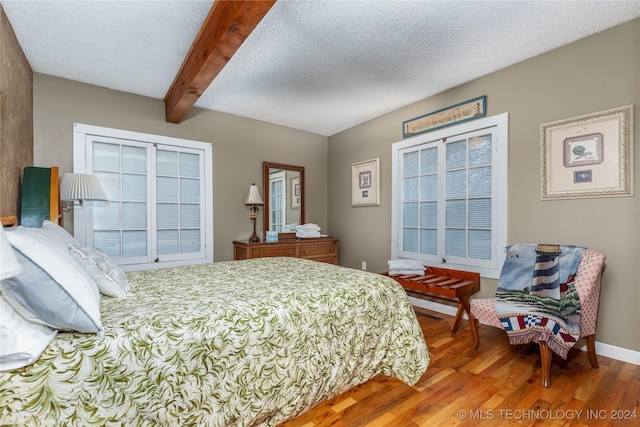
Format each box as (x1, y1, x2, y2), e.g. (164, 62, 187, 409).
(20, 166, 61, 227)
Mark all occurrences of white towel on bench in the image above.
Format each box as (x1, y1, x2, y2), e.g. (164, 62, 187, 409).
(388, 259, 425, 276)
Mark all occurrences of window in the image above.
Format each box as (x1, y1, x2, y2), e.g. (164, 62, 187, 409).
(269, 169, 286, 232)
(73, 123, 213, 270)
(391, 113, 508, 278)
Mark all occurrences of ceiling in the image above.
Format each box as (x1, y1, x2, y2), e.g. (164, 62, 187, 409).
(3, 0, 640, 137)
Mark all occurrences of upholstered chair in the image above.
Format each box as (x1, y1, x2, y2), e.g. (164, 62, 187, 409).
(469, 248, 606, 387)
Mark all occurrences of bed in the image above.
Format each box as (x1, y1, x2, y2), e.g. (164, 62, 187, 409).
(0, 221, 429, 426)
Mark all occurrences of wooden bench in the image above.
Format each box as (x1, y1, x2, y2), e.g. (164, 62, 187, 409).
(383, 266, 480, 334)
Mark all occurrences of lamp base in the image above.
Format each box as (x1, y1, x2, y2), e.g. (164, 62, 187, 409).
(249, 216, 260, 242)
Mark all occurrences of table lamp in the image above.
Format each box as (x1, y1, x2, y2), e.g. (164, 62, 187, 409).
(245, 183, 264, 243)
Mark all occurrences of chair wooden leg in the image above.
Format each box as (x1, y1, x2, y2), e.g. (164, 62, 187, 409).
(585, 334, 599, 369)
(538, 342, 552, 388)
(469, 313, 480, 349)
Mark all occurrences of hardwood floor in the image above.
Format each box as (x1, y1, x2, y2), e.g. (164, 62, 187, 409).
(279, 307, 639, 427)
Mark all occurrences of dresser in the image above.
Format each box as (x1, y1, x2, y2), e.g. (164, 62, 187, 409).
(233, 237, 339, 265)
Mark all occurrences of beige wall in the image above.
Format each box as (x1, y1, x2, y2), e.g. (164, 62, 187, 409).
(0, 5, 32, 218)
(328, 20, 640, 352)
(33, 74, 328, 262)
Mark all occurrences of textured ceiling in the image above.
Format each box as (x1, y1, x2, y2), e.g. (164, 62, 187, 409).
(3, 0, 640, 136)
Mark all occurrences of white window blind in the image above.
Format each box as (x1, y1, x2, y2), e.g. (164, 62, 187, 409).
(392, 113, 508, 278)
(269, 170, 286, 232)
(73, 123, 213, 271)
(92, 139, 150, 262)
(155, 149, 202, 257)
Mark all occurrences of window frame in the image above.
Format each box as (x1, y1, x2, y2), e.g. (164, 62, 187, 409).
(72, 123, 213, 271)
(391, 112, 508, 279)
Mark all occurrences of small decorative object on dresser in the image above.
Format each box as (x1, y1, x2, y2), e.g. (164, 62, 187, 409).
(234, 237, 338, 265)
(265, 231, 278, 243)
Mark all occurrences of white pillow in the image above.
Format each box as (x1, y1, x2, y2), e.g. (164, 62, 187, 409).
(31, 220, 81, 252)
(0, 295, 57, 371)
(69, 245, 131, 298)
(1, 227, 103, 333)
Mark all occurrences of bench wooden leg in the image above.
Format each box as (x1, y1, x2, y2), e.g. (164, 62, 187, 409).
(451, 296, 472, 334)
(586, 334, 599, 369)
(451, 303, 464, 334)
(539, 342, 552, 388)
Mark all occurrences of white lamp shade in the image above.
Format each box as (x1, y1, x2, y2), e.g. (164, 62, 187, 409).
(60, 173, 108, 203)
(0, 227, 22, 280)
(245, 184, 264, 205)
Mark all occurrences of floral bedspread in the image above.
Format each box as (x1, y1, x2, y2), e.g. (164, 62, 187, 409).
(0, 257, 429, 426)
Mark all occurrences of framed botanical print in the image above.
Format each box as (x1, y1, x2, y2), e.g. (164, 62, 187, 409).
(541, 105, 633, 200)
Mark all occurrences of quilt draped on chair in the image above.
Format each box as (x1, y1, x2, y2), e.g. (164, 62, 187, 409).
(494, 244, 585, 359)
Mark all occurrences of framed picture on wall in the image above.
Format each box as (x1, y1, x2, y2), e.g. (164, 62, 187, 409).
(541, 105, 633, 200)
(290, 177, 300, 209)
(352, 158, 380, 206)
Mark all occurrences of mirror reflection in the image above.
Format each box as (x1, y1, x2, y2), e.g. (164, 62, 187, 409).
(263, 162, 305, 239)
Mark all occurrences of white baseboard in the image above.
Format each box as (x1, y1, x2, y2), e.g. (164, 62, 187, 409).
(574, 340, 640, 366)
(408, 296, 640, 366)
(409, 296, 460, 318)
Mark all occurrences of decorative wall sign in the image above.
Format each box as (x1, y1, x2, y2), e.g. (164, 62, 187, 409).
(541, 105, 633, 200)
(352, 158, 380, 206)
(402, 95, 486, 138)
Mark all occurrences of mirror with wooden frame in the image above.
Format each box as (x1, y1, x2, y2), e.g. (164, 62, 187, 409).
(263, 161, 305, 241)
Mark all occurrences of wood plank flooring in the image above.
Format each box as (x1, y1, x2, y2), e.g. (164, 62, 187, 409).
(279, 307, 639, 427)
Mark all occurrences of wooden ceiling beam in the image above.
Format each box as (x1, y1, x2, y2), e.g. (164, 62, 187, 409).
(164, 0, 276, 124)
